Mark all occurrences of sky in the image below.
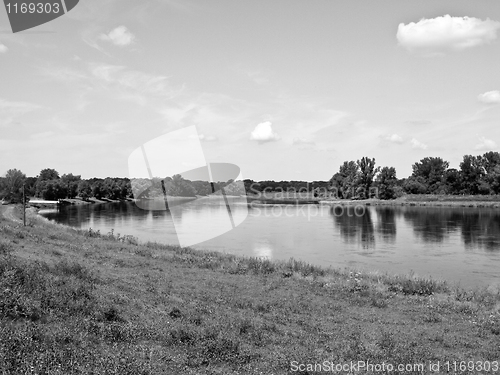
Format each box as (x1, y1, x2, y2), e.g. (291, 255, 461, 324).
(1, 0, 500, 181)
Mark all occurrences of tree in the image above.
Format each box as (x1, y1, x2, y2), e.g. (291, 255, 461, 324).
(403, 176, 428, 194)
(338, 161, 359, 199)
(442, 168, 462, 195)
(223, 179, 246, 196)
(481, 151, 500, 174)
(460, 155, 484, 195)
(411, 157, 449, 193)
(376, 167, 397, 199)
(77, 180, 92, 201)
(357, 157, 380, 199)
(92, 181, 104, 199)
(24, 176, 37, 197)
(36, 180, 67, 200)
(329, 161, 358, 199)
(35, 168, 61, 199)
(61, 174, 81, 198)
(478, 151, 500, 194)
(1, 169, 26, 202)
(164, 175, 196, 197)
(38, 168, 60, 181)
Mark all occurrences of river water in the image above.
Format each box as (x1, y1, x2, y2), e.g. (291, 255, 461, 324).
(39, 199, 500, 289)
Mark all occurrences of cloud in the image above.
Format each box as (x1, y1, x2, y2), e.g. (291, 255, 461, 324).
(40, 65, 88, 82)
(410, 138, 427, 150)
(475, 136, 497, 151)
(199, 134, 218, 142)
(0, 98, 41, 126)
(90, 63, 178, 105)
(397, 15, 500, 55)
(385, 134, 404, 143)
(478, 90, 500, 104)
(0, 43, 7, 53)
(100, 26, 135, 46)
(250, 121, 280, 143)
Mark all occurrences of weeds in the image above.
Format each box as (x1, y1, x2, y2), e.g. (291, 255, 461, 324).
(386, 275, 447, 296)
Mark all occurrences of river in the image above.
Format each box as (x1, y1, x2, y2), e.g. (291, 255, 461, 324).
(39, 199, 500, 289)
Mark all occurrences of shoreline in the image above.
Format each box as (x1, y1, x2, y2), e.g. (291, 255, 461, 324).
(26, 194, 500, 209)
(4, 202, 499, 290)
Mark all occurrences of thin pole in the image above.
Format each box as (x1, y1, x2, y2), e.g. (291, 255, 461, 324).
(22, 183, 26, 226)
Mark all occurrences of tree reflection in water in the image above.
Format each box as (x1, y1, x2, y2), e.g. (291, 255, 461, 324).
(330, 205, 375, 249)
(331, 205, 500, 251)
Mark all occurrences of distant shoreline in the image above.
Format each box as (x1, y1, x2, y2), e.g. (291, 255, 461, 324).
(26, 194, 500, 209)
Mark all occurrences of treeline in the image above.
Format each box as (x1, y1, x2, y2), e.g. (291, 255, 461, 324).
(329, 151, 500, 199)
(1, 151, 500, 202)
(0, 168, 133, 202)
(0, 168, 247, 202)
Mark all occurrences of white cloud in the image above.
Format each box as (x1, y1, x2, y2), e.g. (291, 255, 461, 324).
(0, 98, 41, 126)
(478, 90, 500, 104)
(397, 15, 500, 55)
(0, 43, 7, 53)
(475, 136, 497, 151)
(91, 64, 124, 81)
(385, 134, 403, 143)
(250, 121, 280, 143)
(100, 26, 135, 46)
(199, 134, 218, 142)
(90, 63, 178, 106)
(0, 99, 38, 111)
(410, 138, 427, 150)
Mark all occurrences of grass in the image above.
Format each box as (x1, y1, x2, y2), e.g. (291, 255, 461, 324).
(401, 194, 500, 203)
(0, 205, 500, 374)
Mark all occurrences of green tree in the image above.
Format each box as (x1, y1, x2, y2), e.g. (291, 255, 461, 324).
(92, 181, 104, 199)
(329, 161, 359, 199)
(376, 166, 397, 199)
(38, 168, 60, 181)
(479, 151, 500, 194)
(165, 175, 196, 197)
(481, 151, 500, 174)
(61, 173, 81, 199)
(1, 169, 26, 202)
(357, 157, 380, 199)
(459, 155, 484, 194)
(442, 168, 462, 195)
(403, 176, 428, 194)
(411, 157, 449, 193)
(77, 180, 92, 201)
(36, 180, 67, 200)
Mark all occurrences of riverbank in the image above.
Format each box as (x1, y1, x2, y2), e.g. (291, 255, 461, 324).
(318, 194, 500, 208)
(1, 204, 499, 374)
(243, 193, 500, 207)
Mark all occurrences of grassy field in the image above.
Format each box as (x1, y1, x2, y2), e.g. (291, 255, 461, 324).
(1, 205, 500, 374)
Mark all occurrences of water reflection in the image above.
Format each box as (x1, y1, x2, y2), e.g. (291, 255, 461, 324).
(375, 207, 398, 243)
(459, 211, 500, 251)
(402, 207, 500, 251)
(329, 204, 500, 251)
(403, 209, 459, 243)
(330, 205, 375, 249)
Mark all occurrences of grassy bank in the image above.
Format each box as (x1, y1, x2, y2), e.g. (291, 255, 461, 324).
(1, 205, 500, 374)
(319, 194, 500, 208)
